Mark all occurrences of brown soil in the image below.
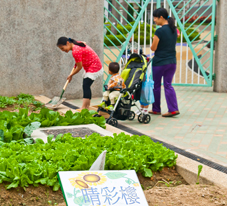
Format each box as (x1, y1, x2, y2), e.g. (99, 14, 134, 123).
(0, 183, 64, 206)
(42, 127, 102, 138)
(0, 104, 40, 113)
(0, 104, 65, 116)
(2, 167, 225, 206)
(0, 157, 226, 206)
(144, 185, 227, 206)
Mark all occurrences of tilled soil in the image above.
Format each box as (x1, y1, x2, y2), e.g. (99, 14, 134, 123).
(144, 185, 227, 206)
(0, 167, 188, 206)
(0, 104, 40, 114)
(42, 128, 102, 138)
(1, 166, 226, 206)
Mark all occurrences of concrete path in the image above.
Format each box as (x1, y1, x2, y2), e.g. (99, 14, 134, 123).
(68, 86, 227, 167)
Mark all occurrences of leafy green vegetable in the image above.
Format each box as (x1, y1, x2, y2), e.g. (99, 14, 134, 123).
(0, 108, 106, 142)
(24, 122, 41, 137)
(0, 94, 43, 110)
(0, 132, 177, 190)
(16, 93, 34, 106)
(0, 96, 16, 108)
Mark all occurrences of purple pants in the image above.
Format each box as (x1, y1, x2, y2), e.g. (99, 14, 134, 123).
(152, 64, 179, 113)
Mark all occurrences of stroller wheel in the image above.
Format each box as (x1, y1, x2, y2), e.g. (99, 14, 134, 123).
(107, 118, 118, 127)
(138, 114, 144, 123)
(138, 114, 151, 124)
(128, 111, 135, 120)
(143, 114, 151, 124)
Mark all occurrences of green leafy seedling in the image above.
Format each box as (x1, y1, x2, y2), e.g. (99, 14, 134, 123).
(141, 184, 145, 190)
(46, 189, 49, 198)
(196, 165, 203, 184)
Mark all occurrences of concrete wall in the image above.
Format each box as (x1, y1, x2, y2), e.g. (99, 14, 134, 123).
(0, 0, 104, 99)
(214, 0, 227, 92)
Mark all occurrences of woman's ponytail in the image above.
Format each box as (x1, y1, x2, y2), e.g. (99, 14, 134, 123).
(68, 38, 86, 47)
(168, 17, 176, 33)
(57, 37, 86, 47)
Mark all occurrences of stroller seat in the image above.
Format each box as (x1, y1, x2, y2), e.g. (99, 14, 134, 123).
(96, 53, 151, 127)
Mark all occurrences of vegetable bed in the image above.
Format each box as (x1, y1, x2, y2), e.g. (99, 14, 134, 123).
(0, 108, 106, 143)
(0, 133, 178, 191)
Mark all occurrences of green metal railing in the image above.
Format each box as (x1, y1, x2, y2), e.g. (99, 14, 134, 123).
(166, 0, 216, 86)
(103, 0, 151, 89)
(103, 0, 216, 87)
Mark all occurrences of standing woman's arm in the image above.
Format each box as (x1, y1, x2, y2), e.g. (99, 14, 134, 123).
(67, 62, 83, 83)
(150, 35, 160, 51)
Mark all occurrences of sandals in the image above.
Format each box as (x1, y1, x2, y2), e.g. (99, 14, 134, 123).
(148, 110, 180, 117)
(148, 111, 161, 115)
(162, 111, 180, 117)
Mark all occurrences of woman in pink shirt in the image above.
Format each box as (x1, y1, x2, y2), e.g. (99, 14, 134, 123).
(57, 37, 103, 110)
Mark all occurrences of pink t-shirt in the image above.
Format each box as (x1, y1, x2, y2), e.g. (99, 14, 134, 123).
(72, 45, 102, 73)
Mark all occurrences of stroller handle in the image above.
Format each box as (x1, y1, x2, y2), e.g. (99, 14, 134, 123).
(147, 57, 153, 67)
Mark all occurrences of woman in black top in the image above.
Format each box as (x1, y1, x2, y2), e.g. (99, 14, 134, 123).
(149, 8, 180, 117)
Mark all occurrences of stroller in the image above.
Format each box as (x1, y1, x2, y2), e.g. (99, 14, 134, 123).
(96, 53, 152, 127)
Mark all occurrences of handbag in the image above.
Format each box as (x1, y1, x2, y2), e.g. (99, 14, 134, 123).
(140, 66, 155, 104)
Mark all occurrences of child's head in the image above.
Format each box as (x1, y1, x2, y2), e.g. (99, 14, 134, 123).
(109, 62, 119, 74)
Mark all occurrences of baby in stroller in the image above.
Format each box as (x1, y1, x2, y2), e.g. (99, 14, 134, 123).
(96, 53, 151, 127)
(98, 62, 126, 111)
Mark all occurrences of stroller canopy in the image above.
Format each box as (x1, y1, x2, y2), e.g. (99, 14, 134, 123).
(121, 53, 148, 90)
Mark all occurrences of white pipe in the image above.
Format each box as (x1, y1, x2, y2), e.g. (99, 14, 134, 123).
(144, 7, 147, 54)
(192, 57, 194, 84)
(132, 33, 134, 54)
(138, 21, 140, 55)
(186, 43, 189, 84)
(150, 0, 154, 59)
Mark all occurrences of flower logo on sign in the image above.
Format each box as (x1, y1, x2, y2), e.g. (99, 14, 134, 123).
(69, 172, 107, 189)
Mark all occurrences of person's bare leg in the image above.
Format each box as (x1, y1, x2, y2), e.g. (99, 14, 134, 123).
(80, 98, 91, 110)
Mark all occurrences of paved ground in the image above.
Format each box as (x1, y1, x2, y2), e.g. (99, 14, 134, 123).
(68, 86, 227, 167)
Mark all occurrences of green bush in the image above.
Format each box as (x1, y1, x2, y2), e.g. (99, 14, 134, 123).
(104, 22, 200, 47)
(104, 34, 126, 46)
(134, 35, 151, 45)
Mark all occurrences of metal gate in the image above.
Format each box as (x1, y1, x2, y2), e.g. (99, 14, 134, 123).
(103, 0, 216, 87)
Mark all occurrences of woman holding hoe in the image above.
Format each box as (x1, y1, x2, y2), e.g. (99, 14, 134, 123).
(57, 37, 103, 110)
(149, 8, 180, 117)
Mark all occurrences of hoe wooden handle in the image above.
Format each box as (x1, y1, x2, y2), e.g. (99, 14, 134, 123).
(63, 67, 76, 90)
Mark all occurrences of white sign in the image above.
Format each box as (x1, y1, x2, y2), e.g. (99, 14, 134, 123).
(58, 170, 148, 206)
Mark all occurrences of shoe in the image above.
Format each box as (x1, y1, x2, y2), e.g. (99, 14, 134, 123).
(98, 102, 106, 108)
(105, 105, 114, 111)
(162, 111, 180, 117)
(135, 109, 142, 115)
(148, 110, 161, 115)
(142, 109, 148, 114)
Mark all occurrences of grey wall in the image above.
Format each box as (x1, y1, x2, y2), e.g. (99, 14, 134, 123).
(214, 0, 227, 92)
(0, 0, 104, 99)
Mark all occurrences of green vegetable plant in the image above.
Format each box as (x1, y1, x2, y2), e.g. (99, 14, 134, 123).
(0, 132, 177, 191)
(196, 165, 203, 184)
(0, 94, 43, 110)
(0, 108, 106, 143)
(0, 96, 16, 108)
